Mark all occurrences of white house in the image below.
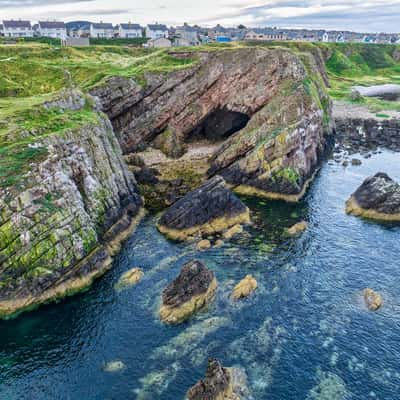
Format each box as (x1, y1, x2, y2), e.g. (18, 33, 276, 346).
(118, 23, 143, 38)
(145, 24, 168, 39)
(90, 22, 115, 38)
(2, 20, 33, 38)
(145, 37, 172, 48)
(37, 21, 67, 39)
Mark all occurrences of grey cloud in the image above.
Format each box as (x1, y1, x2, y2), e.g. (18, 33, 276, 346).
(0, 0, 94, 7)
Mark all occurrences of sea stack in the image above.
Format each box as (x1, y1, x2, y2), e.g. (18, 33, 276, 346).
(157, 176, 250, 241)
(346, 173, 400, 222)
(159, 260, 217, 324)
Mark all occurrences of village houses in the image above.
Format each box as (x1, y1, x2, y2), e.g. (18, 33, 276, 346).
(89, 22, 115, 38)
(118, 23, 143, 38)
(145, 24, 169, 39)
(37, 21, 67, 39)
(2, 20, 33, 38)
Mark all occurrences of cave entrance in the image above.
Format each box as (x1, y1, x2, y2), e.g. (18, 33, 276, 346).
(187, 108, 250, 143)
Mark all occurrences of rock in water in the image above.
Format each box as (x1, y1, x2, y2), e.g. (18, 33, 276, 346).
(157, 176, 250, 241)
(103, 360, 125, 372)
(159, 260, 217, 324)
(346, 173, 400, 222)
(197, 239, 211, 251)
(286, 221, 308, 236)
(187, 358, 250, 400)
(115, 268, 143, 290)
(363, 288, 383, 311)
(231, 275, 258, 300)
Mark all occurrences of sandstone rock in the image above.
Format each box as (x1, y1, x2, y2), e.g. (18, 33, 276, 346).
(197, 240, 211, 251)
(214, 239, 225, 248)
(159, 260, 217, 324)
(286, 221, 308, 236)
(157, 176, 250, 241)
(363, 288, 383, 311)
(231, 275, 258, 300)
(223, 224, 243, 240)
(103, 360, 125, 372)
(187, 358, 249, 400)
(93, 48, 332, 205)
(346, 173, 400, 221)
(115, 268, 143, 290)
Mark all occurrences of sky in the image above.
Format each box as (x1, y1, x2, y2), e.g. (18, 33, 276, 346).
(1, 0, 400, 33)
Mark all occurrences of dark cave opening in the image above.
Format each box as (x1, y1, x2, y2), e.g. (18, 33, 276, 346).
(187, 108, 250, 143)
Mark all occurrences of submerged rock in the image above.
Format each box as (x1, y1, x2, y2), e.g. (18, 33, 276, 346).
(115, 267, 144, 291)
(159, 260, 217, 324)
(286, 221, 308, 236)
(103, 360, 125, 372)
(363, 288, 383, 311)
(346, 173, 400, 221)
(157, 176, 250, 241)
(187, 358, 250, 400)
(231, 275, 258, 300)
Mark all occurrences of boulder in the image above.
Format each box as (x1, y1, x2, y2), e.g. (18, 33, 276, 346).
(115, 267, 143, 290)
(103, 360, 125, 372)
(197, 239, 211, 251)
(231, 275, 258, 300)
(286, 221, 308, 236)
(346, 173, 400, 221)
(159, 260, 217, 324)
(363, 288, 383, 311)
(157, 176, 250, 241)
(187, 358, 250, 400)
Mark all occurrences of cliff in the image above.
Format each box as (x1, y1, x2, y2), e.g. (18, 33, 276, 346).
(0, 91, 143, 317)
(92, 47, 333, 204)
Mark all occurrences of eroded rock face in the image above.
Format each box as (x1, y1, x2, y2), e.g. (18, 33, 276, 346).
(159, 260, 217, 324)
(187, 358, 250, 400)
(93, 47, 332, 203)
(346, 173, 400, 221)
(0, 92, 143, 318)
(157, 176, 250, 241)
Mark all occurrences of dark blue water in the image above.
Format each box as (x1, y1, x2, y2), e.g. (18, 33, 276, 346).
(0, 151, 399, 400)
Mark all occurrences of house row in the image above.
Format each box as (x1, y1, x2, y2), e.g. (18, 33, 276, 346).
(0, 20, 169, 40)
(1, 19, 399, 45)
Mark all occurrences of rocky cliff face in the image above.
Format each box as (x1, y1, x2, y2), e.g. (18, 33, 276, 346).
(92, 47, 332, 203)
(0, 92, 142, 317)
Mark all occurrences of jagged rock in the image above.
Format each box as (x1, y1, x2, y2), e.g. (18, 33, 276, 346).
(286, 221, 308, 236)
(115, 267, 143, 290)
(0, 91, 143, 318)
(351, 159, 362, 166)
(159, 260, 217, 324)
(197, 240, 211, 251)
(187, 358, 250, 400)
(231, 275, 258, 300)
(157, 176, 250, 241)
(346, 173, 400, 221)
(363, 288, 383, 311)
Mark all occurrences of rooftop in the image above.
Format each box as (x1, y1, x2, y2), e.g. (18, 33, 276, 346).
(3, 20, 31, 29)
(39, 21, 65, 29)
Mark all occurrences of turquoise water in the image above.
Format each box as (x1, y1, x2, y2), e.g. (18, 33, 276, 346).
(0, 151, 399, 400)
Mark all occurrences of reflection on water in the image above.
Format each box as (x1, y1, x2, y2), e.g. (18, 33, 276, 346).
(0, 151, 399, 400)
